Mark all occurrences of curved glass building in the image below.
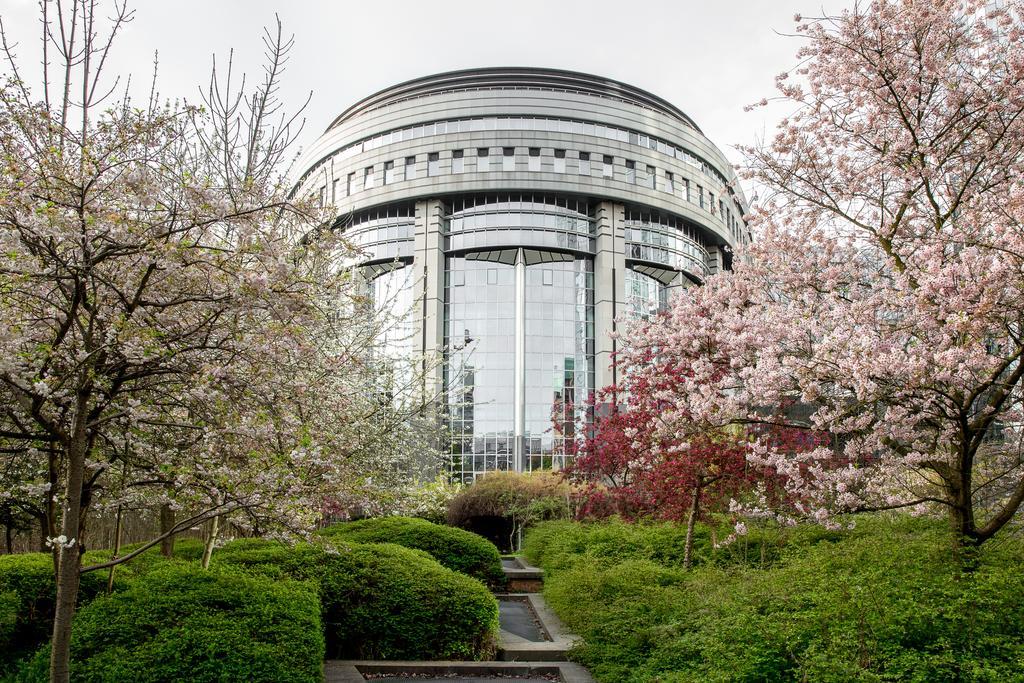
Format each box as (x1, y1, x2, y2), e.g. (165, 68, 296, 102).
(293, 68, 750, 482)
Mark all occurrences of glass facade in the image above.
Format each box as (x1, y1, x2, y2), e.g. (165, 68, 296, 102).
(446, 194, 593, 254)
(444, 246, 594, 482)
(367, 265, 419, 401)
(624, 208, 710, 278)
(625, 268, 669, 319)
(445, 257, 517, 479)
(523, 259, 594, 471)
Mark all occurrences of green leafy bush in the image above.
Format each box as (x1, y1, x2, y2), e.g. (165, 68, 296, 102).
(319, 516, 504, 587)
(215, 539, 499, 660)
(15, 563, 323, 683)
(0, 553, 111, 675)
(0, 590, 18, 657)
(528, 515, 1024, 682)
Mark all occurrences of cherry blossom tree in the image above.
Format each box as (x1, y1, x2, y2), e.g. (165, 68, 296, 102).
(634, 0, 1024, 550)
(0, 2, 437, 679)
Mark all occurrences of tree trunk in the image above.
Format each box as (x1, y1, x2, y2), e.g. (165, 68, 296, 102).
(49, 426, 87, 683)
(106, 505, 123, 594)
(201, 514, 220, 570)
(683, 483, 702, 570)
(47, 446, 60, 574)
(4, 524, 11, 554)
(159, 504, 175, 558)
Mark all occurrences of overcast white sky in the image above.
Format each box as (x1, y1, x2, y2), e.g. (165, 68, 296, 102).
(1, 0, 851, 177)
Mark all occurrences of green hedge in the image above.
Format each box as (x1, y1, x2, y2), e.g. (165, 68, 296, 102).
(16, 564, 323, 683)
(0, 554, 112, 676)
(319, 516, 505, 587)
(214, 539, 499, 660)
(527, 516, 1024, 682)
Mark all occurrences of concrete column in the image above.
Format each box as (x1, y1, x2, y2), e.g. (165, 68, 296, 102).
(594, 201, 626, 390)
(414, 199, 446, 399)
(706, 245, 724, 276)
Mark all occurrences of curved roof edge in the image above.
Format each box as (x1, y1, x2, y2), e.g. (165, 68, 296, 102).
(327, 67, 703, 134)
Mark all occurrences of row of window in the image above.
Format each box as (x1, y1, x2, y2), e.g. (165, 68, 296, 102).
(318, 148, 739, 236)
(299, 115, 741, 210)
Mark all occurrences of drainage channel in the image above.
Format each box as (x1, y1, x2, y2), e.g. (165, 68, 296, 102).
(499, 598, 550, 642)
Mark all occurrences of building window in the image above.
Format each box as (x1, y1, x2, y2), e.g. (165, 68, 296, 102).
(452, 149, 464, 174)
(477, 148, 490, 172)
(503, 147, 516, 171)
(697, 184, 704, 208)
(683, 178, 691, 203)
(363, 166, 374, 190)
(428, 152, 440, 176)
(665, 171, 674, 194)
(625, 159, 636, 184)
(405, 155, 417, 180)
(318, 185, 326, 208)
(347, 172, 354, 196)
(331, 178, 338, 203)
(554, 149, 566, 173)
(709, 191, 716, 214)
(528, 147, 541, 172)
(646, 165, 656, 189)
(384, 160, 396, 185)
(602, 155, 613, 178)
(578, 151, 591, 175)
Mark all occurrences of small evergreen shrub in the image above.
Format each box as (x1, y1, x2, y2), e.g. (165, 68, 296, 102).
(215, 540, 499, 660)
(17, 564, 323, 683)
(318, 516, 504, 587)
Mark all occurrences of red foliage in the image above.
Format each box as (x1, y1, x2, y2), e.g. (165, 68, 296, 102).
(565, 336, 825, 523)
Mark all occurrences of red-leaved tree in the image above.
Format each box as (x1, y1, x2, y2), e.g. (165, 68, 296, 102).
(565, 338, 826, 568)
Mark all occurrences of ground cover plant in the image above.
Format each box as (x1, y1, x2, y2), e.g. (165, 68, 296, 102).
(525, 515, 1024, 682)
(12, 564, 323, 683)
(213, 539, 499, 660)
(318, 516, 504, 587)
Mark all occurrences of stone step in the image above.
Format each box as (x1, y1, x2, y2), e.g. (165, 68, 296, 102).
(325, 660, 593, 682)
(501, 555, 544, 593)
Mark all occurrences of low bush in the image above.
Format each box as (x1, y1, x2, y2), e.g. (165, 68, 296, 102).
(15, 563, 323, 683)
(318, 516, 504, 587)
(214, 540, 499, 660)
(0, 554, 111, 676)
(447, 470, 573, 551)
(528, 515, 1024, 682)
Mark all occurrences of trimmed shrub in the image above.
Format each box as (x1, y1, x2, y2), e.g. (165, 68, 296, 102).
(0, 553, 110, 675)
(446, 470, 572, 552)
(527, 515, 1024, 682)
(318, 516, 504, 587)
(214, 540, 499, 660)
(17, 564, 323, 683)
